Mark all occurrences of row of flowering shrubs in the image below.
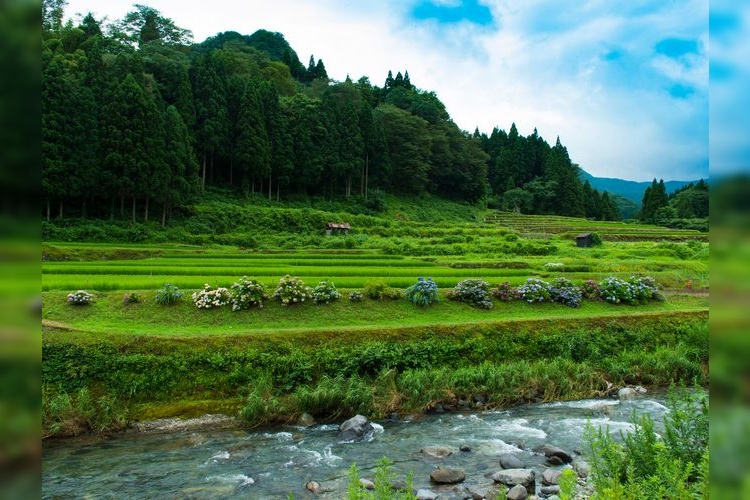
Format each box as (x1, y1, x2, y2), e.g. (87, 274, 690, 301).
(66, 275, 662, 310)
(447, 276, 662, 309)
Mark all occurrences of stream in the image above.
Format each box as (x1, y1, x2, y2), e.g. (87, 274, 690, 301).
(42, 393, 670, 499)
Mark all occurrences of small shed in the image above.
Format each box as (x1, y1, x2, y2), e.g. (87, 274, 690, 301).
(575, 232, 593, 248)
(326, 222, 351, 235)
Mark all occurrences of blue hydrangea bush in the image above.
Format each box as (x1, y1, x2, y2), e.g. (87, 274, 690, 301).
(517, 278, 553, 303)
(492, 282, 521, 302)
(405, 277, 439, 307)
(448, 279, 493, 309)
(155, 283, 182, 306)
(549, 277, 583, 308)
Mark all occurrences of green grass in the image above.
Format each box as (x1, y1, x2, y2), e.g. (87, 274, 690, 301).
(42, 288, 707, 337)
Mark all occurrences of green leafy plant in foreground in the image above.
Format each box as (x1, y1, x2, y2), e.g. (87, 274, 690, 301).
(584, 386, 708, 499)
(346, 457, 416, 500)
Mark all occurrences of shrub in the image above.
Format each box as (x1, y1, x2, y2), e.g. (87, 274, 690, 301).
(589, 232, 603, 246)
(348, 291, 363, 302)
(273, 275, 312, 306)
(581, 279, 602, 301)
(448, 279, 493, 309)
(549, 277, 582, 308)
(192, 284, 231, 309)
(229, 276, 268, 311)
(363, 279, 391, 300)
(628, 275, 663, 304)
(517, 278, 552, 303)
(543, 262, 565, 272)
(155, 283, 182, 306)
(67, 290, 93, 306)
(598, 277, 635, 304)
(122, 292, 140, 304)
(405, 277, 438, 307)
(312, 280, 342, 305)
(492, 282, 521, 302)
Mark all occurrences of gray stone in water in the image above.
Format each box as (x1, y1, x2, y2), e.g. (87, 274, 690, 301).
(542, 468, 562, 485)
(540, 485, 561, 495)
(390, 480, 409, 492)
(430, 467, 466, 484)
(499, 454, 524, 469)
(305, 480, 321, 494)
(507, 484, 528, 500)
(533, 444, 573, 464)
(421, 445, 454, 458)
(572, 460, 591, 478)
(298, 412, 315, 426)
(618, 387, 637, 400)
(416, 489, 438, 500)
(635, 385, 648, 394)
(546, 456, 564, 466)
(468, 485, 504, 499)
(359, 478, 375, 490)
(338, 415, 374, 442)
(490, 468, 536, 493)
(460, 444, 472, 452)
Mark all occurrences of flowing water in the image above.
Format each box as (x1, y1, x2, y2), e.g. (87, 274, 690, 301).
(42, 394, 670, 499)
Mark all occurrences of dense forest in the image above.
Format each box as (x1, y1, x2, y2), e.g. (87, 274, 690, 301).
(43, 2, 628, 225)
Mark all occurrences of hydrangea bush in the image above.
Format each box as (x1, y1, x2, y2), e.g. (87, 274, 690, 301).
(67, 290, 94, 305)
(492, 282, 521, 302)
(405, 277, 439, 307)
(448, 279, 493, 309)
(192, 284, 230, 309)
(627, 275, 663, 304)
(312, 280, 342, 304)
(544, 262, 565, 272)
(581, 280, 602, 301)
(273, 275, 312, 306)
(155, 283, 182, 306)
(549, 277, 582, 308)
(517, 278, 553, 303)
(598, 277, 635, 304)
(348, 291, 363, 302)
(122, 292, 140, 304)
(230, 276, 268, 311)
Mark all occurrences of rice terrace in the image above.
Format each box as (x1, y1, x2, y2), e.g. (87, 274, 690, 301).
(42, 1, 710, 498)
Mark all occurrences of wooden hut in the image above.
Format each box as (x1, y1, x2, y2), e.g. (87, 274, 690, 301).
(326, 222, 351, 235)
(575, 232, 593, 247)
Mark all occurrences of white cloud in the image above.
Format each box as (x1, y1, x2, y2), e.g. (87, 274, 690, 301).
(63, 0, 708, 181)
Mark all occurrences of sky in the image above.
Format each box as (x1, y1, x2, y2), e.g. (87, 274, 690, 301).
(63, 0, 711, 182)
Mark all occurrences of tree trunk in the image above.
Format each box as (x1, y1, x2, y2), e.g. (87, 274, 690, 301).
(364, 152, 369, 200)
(46, 200, 50, 222)
(252, 176, 255, 194)
(161, 203, 167, 228)
(81, 198, 87, 218)
(201, 150, 207, 192)
(276, 182, 280, 202)
(110, 198, 115, 220)
(131, 197, 136, 223)
(346, 176, 351, 198)
(120, 193, 125, 217)
(268, 175, 272, 201)
(229, 156, 234, 186)
(58, 200, 63, 219)
(144, 197, 149, 222)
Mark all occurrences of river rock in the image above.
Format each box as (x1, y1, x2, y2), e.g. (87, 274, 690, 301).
(421, 445, 454, 458)
(460, 444, 472, 452)
(359, 478, 375, 490)
(430, 467, 466, 484)
(298, 412, 315, 426)
(534, 444, 573, 464)
(618, 387, 637, 400)
(572, 461, 590, 478)
(507, 484, 528, 500)
(338, 415, 374, 442)
(491, 469, 536, 493)
(305, 480, 321, 494)
(635, 385, 647, 394)
(390, 480, 409, 492)
(467, 485, 504, 499)
(416, 489, 438, 500)
(499, 454, 524, 469)
(540, 485, 561, 495)
(542, 468, 562, 485)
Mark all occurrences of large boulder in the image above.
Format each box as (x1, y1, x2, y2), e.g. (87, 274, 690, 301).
(618, 387, 637, 400)
(421, 445, 454, 458)
(499, 453, 525, 469)
(298, 412, 315, 426)
(507, 484, 528, 500)
(430, 467, 466, 484)
(533, 444, 573, 464)
(572, 460, 590, 478)
(491, 469, 536, 494)
(338, 415, 374, 442)
(416, 489, 438, 500)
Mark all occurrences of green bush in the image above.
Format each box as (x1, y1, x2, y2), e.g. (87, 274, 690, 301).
(66, 290, 93, 305)
(229, 276, 268, 311)
(191, 284, 231, 309)
(405, 277, 439, 307)
(155, 283, 182, 305)
(122, 292, 140, 304)
(312, 280, 342, 305)
(363, 279, 391, 300)
(273, 275, 312, 306)
(447, 279, 493, 309)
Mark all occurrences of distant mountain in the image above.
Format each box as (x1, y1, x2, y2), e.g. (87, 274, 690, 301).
(579, 171, 702, 207)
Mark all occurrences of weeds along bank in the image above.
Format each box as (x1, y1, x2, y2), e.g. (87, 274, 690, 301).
(42, 312, 707, 437)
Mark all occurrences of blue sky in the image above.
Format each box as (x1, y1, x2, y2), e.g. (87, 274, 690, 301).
(64, 0, 711, 182)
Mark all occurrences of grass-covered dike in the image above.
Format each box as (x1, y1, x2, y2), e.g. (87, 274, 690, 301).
(43, 310, 708, 437)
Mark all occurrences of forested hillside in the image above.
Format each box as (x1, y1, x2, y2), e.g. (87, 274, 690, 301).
(43, 3, 620, 224)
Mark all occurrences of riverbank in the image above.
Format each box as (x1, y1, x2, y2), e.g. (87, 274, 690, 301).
(42, 309, 707, 438)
